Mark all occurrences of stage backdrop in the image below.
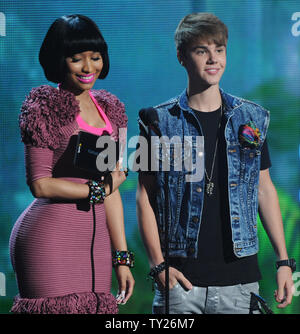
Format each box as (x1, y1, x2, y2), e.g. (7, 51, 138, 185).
(0, 0, 299, 314)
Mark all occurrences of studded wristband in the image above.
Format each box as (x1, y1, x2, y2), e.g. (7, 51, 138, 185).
(148, 262, 166, 279)
(86, 180, 106, 204)
(112, 250, 134, 268)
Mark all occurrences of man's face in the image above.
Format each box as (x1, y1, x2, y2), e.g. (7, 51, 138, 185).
(180, 37, 227, 88)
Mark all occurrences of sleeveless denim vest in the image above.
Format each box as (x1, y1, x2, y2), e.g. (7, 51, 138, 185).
(139, 88, 270, 258)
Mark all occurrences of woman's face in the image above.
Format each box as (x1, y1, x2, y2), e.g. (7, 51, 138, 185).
(62, 50, 103, 93)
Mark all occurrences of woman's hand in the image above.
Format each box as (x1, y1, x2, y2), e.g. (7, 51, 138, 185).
(114, 265, 135, 305)
(105, 162, 127, 196)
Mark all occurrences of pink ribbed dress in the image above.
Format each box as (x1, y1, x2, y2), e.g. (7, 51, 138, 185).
(9, 89, 120, 314)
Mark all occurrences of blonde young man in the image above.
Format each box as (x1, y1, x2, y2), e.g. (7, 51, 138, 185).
(136, 13, 295, 314)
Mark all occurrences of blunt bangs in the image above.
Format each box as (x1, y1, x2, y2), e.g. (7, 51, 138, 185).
(62, 17, 107, 57)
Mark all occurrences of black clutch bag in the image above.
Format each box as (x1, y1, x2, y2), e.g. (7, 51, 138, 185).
(73, 131, 119, 177)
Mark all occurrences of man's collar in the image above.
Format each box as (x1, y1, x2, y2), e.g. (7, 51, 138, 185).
(178, 88, 244, 114)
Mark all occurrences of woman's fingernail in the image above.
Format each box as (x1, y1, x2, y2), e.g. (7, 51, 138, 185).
(116, 290, 125, 300)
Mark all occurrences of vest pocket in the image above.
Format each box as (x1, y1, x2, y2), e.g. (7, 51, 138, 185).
(156, 172, 184, 241)
(238, 147, 260, 239)
(239, 147, 260, 183)
(153, 141, 184, 171)
(168, 173, 184, 238)
(153, 138, 200, 173)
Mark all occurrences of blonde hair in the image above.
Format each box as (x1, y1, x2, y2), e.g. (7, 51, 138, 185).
(175, 13, 228, 55)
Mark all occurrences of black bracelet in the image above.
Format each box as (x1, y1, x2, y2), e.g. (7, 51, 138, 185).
(148, 262, 166, 280)
(104, 173, 113, 195)
(124, 169, 129, 177)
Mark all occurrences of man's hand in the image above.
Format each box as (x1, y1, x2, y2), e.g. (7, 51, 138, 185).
(157, 266, 193, 291)
(274, 266, 294, 308)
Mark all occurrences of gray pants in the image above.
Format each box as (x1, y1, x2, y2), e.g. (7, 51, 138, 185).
(153, 282, 260, 314)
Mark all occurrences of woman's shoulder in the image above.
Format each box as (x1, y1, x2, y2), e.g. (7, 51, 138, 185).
(91, 89, 128, 128)
(91, 89, 124, 108)
(23, 84, 78, 112)
(19, 85, 79, 149)
(25, 84, 57, 97)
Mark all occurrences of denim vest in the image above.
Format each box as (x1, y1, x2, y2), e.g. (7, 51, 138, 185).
(142, 88, 270, 259)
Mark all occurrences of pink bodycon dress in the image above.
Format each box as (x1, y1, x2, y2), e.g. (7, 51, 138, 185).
(9, 87, 125, 314)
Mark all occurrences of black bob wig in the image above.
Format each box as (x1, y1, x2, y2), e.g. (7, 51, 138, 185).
(39, 14, 109, 83)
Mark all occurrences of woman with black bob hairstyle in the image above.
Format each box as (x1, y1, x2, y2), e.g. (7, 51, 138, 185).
(39, 14, 109, 83)
(9, 14, 134, 314)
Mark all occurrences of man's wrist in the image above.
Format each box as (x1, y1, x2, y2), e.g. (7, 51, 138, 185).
(148, 261, 166, 279)
(275, 258, 296, 273)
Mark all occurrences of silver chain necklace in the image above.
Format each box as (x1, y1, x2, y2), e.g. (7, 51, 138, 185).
(205, 103, 223, 196)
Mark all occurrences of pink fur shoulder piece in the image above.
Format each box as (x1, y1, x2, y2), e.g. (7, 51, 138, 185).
(19, 85, 127, 149)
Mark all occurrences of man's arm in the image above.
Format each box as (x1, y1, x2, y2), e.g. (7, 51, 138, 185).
(136, 174, 165, 268)
(258, 168, 294, 308)
(136, 173, 192, 290)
